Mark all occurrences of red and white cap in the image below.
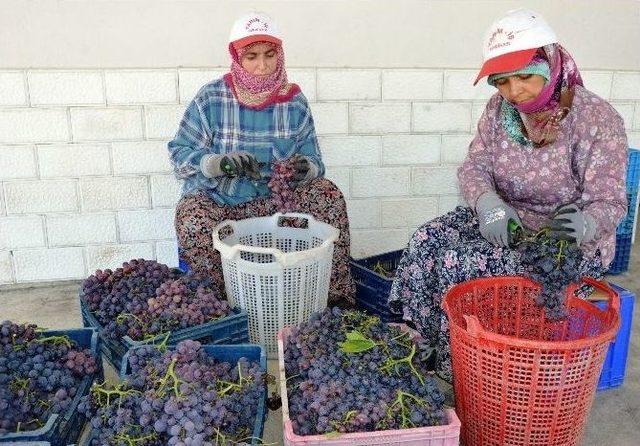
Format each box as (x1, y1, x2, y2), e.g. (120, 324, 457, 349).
(474, 9, 557, 85)
(229, 12, 282, 51)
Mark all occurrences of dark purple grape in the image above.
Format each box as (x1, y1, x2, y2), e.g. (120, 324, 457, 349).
(284, 308, 446, 436)
(268, 159, 297, 212)
(81, 340, 265, 445)
(0, 320, 97, 435)
(517, 236, 583, 319)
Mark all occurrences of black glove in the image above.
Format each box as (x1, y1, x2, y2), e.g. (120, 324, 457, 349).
(291, 155, 319, 187)
(201, 151, 261, 180)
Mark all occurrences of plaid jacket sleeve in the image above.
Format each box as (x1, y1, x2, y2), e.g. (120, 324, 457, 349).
(295, 95, 325, 178)
(167, 96, 220, 189)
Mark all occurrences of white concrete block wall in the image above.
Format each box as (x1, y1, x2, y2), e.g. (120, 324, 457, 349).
(155, 240, 180, 267)
(38, 144, 112, 178)
(0, 109, 70, 143)
(0, 72, 27, 106)
(81, 177, 149, 211)
(0, 67, 638, 284)
(0, 250, 13, 283)
(117, 208, 176, 242)
(111, 141, 173, 174)
(0, 145, 37, 179)
(178, 69, 227, 103)
(47, 214, 118, 246)
(28, 71, 105, 106)
(5, 180, 78, 214)
(150, 175, 182, 207)
(317, 70, 380, 101)
(70, 108, 144, 141)
(382, 135, 440, 165)
(13, 247, 85, 281)
(0, 216, 45, 249)
(105, 70, 177, 104)
(86, 243, 155, 273)
(145, 105, 186, 139)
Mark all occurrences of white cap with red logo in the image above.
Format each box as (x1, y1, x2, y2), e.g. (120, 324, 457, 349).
(474, 9, 558, 85)
(229, 12, 282, 51)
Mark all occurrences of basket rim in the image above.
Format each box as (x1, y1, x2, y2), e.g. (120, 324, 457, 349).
(212, 213, 340, 266)
(442, 276, 621, 350)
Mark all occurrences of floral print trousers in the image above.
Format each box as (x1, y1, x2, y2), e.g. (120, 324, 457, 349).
(389, 206, 604, 382)
(175, 178, 355, 306)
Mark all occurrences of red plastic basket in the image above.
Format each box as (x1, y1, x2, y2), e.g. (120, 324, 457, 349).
(442, 276, 620, 446)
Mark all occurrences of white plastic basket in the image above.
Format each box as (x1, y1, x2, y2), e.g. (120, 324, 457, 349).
(212, 213, 339, 357)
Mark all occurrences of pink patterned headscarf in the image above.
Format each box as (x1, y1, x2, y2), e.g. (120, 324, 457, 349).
(512, 44, 584, 146)
(224, 41, 299, 110)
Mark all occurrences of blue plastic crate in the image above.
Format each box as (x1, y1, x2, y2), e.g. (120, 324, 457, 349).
(595, 283, 635, 390)
(0, 328, 102, 446)
(80, 299, 250, 371)
(616, 148, 640, 235)
(350, 250, 406, 323)
(177, 247, 190, 273)
(119, 344, 268, 444)
(607, 232, 633, 274)
(616, 188, 640, 235)
(625, 148, 640, 190)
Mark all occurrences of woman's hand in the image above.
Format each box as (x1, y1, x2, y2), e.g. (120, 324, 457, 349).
(549, 204, 596, 246)
(476, 191, 522, 247)
(291, 155, 318, 187)
(201, 152, 261, 180)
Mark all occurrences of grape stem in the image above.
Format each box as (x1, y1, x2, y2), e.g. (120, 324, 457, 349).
(379, 344, 425, 386)
(113, 431, 158, 445)
(376, 390, 431, 430)
(143, 331, 171, 352)
(216, 363, 253, 396)
(213, 426, 254, 445)
(116, 312, 146, 328)
(91, 382, 142, 407)
(155, 358, 183, 398)
(34, 335, 72, 348)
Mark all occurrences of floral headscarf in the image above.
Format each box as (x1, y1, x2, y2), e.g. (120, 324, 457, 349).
(498, 44, 583, 147)
(224, 41, 299, 110)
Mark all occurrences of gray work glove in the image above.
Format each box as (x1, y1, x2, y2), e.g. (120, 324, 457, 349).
(476, 191, 522, 247)
(200, 152, 261, 180)
(291, 155, 319, 187)
(549, 204, 596, 246)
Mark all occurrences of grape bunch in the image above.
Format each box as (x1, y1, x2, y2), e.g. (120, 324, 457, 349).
(268, 159, 297, 213)
(0, 320, 98, 435)
(284, 308, 447, 436)
(81, 260, 231, 342)
(517, 235, 583, 319)
(146, 274, 232, 335)
(81, 259, 180, 339)
(80, 340, 265, 445)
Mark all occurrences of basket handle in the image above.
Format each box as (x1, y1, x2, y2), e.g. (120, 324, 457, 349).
(463, 314, 485, 338)
(581, 277, 620, 313)
(212, 219, 237, 240)
(212, 219, 286, 263)
(273, 212, 314, 226)
(272, 212, 340, 248)
(228, 244, 286, 263)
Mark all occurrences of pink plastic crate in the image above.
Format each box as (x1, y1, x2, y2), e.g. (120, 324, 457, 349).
(277, 327, 461, 446)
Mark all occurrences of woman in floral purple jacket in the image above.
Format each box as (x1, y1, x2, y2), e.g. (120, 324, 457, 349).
(389, 9, 628, 381)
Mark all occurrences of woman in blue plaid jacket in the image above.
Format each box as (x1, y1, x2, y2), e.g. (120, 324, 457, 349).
(169, 12, 355, 305)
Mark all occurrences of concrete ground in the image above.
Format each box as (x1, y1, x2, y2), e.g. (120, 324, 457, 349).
(1, 253, 638, 445)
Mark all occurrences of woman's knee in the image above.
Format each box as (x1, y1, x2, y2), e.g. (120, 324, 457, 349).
(301, 177, 346, 201)
(175, 193, 226, 231)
